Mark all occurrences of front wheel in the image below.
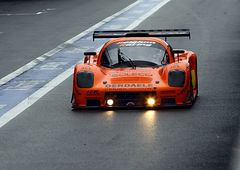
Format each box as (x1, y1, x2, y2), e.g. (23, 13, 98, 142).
(189, 63, 198, 105)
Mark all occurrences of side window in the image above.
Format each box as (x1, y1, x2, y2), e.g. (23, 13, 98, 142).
(161, 45, 173, 65)
(101, 51, 110, 66)
(165, 53, 170, 63)
(161, 51, 169, 65)
(168, 45, 174, 62)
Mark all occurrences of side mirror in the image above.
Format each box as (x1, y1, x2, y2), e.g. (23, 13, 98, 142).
(84, 52, 97, 56)
(84, 56, 89, 64)
(172, 49, 185, 54)
(83, 52, 97, 64)
(172, 49, 185, 62)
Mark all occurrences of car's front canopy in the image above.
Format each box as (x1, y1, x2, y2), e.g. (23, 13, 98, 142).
(101, 40, 169, 68)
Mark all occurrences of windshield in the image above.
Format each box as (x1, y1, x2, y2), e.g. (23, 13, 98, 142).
(101, 40, 169, 68)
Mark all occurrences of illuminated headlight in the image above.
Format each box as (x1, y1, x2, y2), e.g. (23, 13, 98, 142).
(106, 99, 114, 106)
(147, 97, 156, 106)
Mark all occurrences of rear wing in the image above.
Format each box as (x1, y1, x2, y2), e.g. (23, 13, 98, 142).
(93, 29, 190, 41)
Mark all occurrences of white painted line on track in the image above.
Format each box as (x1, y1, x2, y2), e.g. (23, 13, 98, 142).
(0, 8, 56, 16)
(0, 104, 7, 110)
(0, 0, 171, 128)
(126, 0, 171, 30)
(0, 13, 31, 16)
(0, 11, 48, 16)
(46, 8, 56, 11)
(0, 66, 74, 128)
(36, 11, 47, 15)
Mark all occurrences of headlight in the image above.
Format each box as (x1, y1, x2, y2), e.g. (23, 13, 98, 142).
(76, 72, 94, 88)
(146, 97, 156, 106)
(106, 99, 114, 106)
(168, 70, 185, 87)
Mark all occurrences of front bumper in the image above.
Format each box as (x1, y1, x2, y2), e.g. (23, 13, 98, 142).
(71, 90, 192, 109)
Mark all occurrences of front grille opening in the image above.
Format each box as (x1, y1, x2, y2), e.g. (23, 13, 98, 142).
(161, 98, 176, 106)
(105, 92, 156, 107)
(87, 100, 100, 107)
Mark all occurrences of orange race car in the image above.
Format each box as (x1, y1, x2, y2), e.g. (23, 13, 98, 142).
(71, 29, 198, 109)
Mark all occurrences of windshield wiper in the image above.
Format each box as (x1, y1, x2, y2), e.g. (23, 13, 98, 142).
(118, 48, 136, 69)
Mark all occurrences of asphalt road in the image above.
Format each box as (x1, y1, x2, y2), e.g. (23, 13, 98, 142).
(0, 0, 135, 79)
(0, 0, 240, 170)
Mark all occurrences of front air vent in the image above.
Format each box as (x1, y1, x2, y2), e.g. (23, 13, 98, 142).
(86, 100, 100, 107)
(161, 98, 176, 106)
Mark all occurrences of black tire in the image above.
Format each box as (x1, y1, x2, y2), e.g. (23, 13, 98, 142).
(189, 71, 195, 105)
(195, 60, 198, 97)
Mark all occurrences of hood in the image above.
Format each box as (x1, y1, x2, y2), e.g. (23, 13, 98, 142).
(107, 68, 154, 83)
(98, 68, 160, 90)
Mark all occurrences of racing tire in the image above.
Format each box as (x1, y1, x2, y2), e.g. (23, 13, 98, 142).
(189, 60, 198, 105)
(189, 73, 195, 105)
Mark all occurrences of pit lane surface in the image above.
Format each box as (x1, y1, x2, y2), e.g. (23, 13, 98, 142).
(0, 0, 240, 170)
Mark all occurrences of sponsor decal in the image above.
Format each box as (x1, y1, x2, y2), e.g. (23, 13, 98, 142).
(170, 65, 180, 69)
(86, 90, 100, 96)
(111, 72, 152, 77)
(80, 66, 91, 71)
(105, 83, 153, 88)
(4, 80, 46, 91)
(35, 62, 67, 70)
(117, 41, 156, 47)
